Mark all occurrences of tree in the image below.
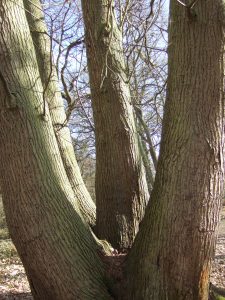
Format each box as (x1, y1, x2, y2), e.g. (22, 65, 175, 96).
(0, 1, 110, 298)
(81, 0, 150, 249)
(123, 1, 225, 299)
(41, 0, 166, 196)
(23, 0, 96, 227)
(0, 0, 224, 299)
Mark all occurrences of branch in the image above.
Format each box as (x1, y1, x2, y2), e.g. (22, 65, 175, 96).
(60, 38, 84, 118)
(120, 0, 130, 29)
(134, 106, 158, 170)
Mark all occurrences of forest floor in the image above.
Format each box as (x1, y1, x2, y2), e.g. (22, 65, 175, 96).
(0, 207, 224, 299)
(210, 206, 225, 291)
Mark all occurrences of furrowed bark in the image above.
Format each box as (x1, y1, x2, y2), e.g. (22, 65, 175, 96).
(0, 1, 111, 298)
(23, 0, 96, 227)
(81, 0, 149, 249)
(124, 1, 225, 299)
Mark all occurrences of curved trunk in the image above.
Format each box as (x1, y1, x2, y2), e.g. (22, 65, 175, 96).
(23, 0, 96, 227)
(124, 1, 225, 299)
(0, 1, 110, 298)
(81, 0, 149, 249)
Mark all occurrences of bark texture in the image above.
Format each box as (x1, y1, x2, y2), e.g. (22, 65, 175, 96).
(124, 1, 225, 299)
(0, 1, 111, 299)
(23, 0, 96, 227)
(81, 0, 149, 249)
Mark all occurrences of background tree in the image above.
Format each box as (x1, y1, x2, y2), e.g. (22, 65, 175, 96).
(81, 0, 150, 249)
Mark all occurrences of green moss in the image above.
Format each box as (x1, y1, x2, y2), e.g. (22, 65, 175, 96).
(210, 285, 225, 300)
(0, 240, 17, 259)
(0, 228, 9, 239)
(215, 295, 225, 300)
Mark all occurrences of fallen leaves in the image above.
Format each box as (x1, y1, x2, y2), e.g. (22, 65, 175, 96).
(0, 257, 32, 299)
(0, 208, 224, 299)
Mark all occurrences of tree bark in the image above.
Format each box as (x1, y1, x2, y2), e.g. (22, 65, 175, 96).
(0, 1, 111, 299)
(81, 0, 149, 249)
(23, 0, 96, 227)
(124, 1, 225, 299)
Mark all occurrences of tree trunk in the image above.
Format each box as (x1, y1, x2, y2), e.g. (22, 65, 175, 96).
(138, 135, 154, 191)
(23, 0, 96, 227)
(0, 1, 111, 299)
(124, 1, 225, 299)
(81, 0, 149, 249)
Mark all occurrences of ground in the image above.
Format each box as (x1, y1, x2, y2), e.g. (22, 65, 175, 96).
(0, 204, 224, 299)
(210, 206, 225, 296)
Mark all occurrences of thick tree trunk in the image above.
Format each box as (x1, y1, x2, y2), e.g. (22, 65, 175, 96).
(23, 0, 96, 227)
(124, 1, 225, 299)
(0, 1, 111, 299)
(81, 0, 149, 249)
